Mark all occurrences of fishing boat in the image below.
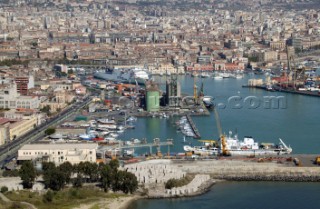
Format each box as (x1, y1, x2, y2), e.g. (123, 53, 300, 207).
(213, 74, 223, 80)
(97, 118, 116, 124)
(123, 149, 135, 156)
(200, 72, 210, 78)
(79, 133, 95, 140)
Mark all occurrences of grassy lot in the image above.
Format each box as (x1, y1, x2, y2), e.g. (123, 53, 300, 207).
(4, 187, 127, 209)
(0, 198, 27, 209)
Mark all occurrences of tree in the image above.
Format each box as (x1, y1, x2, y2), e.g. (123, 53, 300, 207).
(42, 162, 56, 173)
(99, 164, 112, 192)
(122, 171, 138, 194)
(111, 170, 124, 192)
(111, 170, 138, 194)
(1, 186, 8, 193)
(40, 105, 51, 114)
(44, 128, 56, 136)
(76, 162, 99, 183)
(43, 190, 54, 203)
(73, 174, 83, 188)
(58, 162, 73, 184)
(43, 167, 66, 191)
(19, 161, 37, 189)
(109, 159, 120, 171)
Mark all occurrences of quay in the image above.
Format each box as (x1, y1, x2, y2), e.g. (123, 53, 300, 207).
(186, 115, 201, 139)
(242, 85, 320, 97)
(97, 139, 174, 157)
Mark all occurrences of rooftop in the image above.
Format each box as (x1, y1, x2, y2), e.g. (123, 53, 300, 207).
(19, 143, 99, 150)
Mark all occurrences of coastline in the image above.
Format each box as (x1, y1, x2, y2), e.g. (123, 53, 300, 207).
(73, 195, 142, 209)
(146, 178, 219, 199)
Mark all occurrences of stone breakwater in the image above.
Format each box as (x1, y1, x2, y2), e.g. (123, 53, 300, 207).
(123, 161, 186, 184)
(172, 159, 320, 179)
(123, 159, 320, 198)
(165, 174, 212, 197)
(123, 160, 215, 198)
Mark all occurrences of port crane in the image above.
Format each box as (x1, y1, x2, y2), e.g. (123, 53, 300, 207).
(285, 46, 305, 89)
(213, 107, 229, 156)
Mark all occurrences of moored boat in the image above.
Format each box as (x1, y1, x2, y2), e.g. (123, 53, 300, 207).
(183, 132, 292, 156)
(222, 132, 292, 156)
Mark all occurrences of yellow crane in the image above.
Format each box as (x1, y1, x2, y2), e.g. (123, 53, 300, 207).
(193, 75, 198, 104)
(213, 107, 229, 156)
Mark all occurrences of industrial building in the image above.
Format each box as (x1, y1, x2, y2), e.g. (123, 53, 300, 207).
(166, 76, 181, 107)
(145, 81, 160, 112)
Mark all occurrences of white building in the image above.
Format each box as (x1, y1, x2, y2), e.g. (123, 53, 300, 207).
(0, 82, 40, 109)
(17, 143, 98, 165)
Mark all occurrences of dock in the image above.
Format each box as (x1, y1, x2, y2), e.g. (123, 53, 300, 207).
(242, 85, 320, 97)
(186, 115, 201, 139)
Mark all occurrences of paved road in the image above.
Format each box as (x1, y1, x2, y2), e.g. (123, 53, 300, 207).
(0, 95, 92, 167)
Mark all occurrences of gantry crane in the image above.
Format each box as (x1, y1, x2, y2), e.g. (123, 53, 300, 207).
(213, 107, 229, 156)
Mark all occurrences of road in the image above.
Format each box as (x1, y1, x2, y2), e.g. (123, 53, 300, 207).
(0, 94, 92, 167)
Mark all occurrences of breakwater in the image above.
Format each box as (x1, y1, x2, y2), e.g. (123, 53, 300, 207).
(124, 159, 320, 200)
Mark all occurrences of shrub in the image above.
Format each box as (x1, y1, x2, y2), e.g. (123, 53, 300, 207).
(43, 190, 54, 203)
(1, 186, 8, 193)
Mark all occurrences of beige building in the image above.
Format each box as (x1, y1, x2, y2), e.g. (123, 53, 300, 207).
(39, 89, 75, 113)
(18, 143, 98, 165)
(270, 40, 286, 50)
(255, 50, 278, 62)
(0, 118, 10, 145)
(4, 109, 45, 126)
(9, 116, 38, 140)
(148, 64, 184, 75)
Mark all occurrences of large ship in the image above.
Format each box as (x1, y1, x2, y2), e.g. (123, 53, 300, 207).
(183, 132, 292, 156)
(221, 132, 292, 156)
(93, 68, 150, 85)
(120, 68, 150, 85)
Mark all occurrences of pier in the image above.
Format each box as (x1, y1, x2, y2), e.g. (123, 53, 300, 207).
(186, 115, 201, 139)
(242, 85, 320, 98)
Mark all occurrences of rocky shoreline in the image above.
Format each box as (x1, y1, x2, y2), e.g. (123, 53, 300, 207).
(146, 178, 217, 199)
